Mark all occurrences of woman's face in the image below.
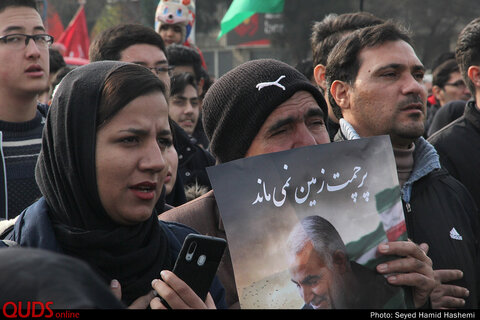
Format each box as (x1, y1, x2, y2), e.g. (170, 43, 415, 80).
(96, 91, 171, 225)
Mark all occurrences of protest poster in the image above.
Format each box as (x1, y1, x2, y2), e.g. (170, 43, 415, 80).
(207, 135, 408, 309)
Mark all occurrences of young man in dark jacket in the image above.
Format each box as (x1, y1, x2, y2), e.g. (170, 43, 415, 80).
(428, 17, 480, 212)
(326, 22, 480, 308)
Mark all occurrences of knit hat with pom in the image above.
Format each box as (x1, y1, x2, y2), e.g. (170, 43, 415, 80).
(202, 58, 328, 164)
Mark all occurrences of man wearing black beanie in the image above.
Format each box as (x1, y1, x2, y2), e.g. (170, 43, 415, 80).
(161, 58, 330, 308)
(202, 59, 330, 164)
(161, 58, 436, 309)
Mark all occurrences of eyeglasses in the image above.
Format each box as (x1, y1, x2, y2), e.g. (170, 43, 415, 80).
(0, 33, 54, 50)
(146, 65, 175, 76)
(444, 80, 466, 89)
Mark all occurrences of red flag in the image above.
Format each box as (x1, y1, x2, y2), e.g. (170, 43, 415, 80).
(46, 2, 64, 41)
(57, 6, 90, 59)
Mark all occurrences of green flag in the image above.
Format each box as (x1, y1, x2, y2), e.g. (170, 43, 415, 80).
(217, 0, 285, 40)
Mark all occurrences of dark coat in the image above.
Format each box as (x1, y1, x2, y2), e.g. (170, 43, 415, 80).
(402, 167, 480, 308)
(428, 99, 480, 210)
(171, 121, 216, 190)
(426, 100, 466, 137)
(424, 101, 440, 137)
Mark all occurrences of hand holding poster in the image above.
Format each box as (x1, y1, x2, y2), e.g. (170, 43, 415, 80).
(207, 136, 409, 309)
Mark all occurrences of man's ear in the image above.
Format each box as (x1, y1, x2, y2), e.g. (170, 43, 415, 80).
(431, 85, 443, 100)
(330, 80, 351, 111)
(467, 65, 480, 87)
(314, 64, 326, 91)
(332, 250, 348, 274)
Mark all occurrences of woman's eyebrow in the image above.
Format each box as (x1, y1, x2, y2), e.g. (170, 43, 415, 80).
(119, 128, 172, 137)
(119, 128, 148, 135)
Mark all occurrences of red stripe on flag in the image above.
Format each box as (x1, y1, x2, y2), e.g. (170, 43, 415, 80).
(386, 221, 407, 241)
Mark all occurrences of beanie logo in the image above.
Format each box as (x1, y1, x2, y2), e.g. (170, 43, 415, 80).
(256, 75, 286, 91)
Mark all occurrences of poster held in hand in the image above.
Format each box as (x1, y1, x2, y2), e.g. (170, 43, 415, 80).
(207, 135, 408, 309)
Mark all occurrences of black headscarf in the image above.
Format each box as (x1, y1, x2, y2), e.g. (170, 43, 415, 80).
(0, 247, 125, 308)
(35, 61, 172, 305)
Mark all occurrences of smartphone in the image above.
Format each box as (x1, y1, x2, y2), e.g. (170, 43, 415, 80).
(171, 233, 227, 301)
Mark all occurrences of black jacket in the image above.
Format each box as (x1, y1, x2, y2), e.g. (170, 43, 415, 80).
(171, 121, 215, 190)
(428, 100, 480, 210)
(426, 100, 466, 137)
(402, 167, 480, 308)
(424, 102, 440, 137)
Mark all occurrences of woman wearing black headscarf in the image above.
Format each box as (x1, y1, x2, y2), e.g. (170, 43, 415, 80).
(5, 61, 226, 309)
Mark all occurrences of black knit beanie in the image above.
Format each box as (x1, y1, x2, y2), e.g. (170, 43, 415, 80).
(202, 58, 328, 163)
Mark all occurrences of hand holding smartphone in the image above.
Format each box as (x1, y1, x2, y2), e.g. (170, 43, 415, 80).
(167, 233, 226, 303)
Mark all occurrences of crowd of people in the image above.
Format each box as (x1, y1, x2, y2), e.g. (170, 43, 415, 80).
(0, 0, 478, 311)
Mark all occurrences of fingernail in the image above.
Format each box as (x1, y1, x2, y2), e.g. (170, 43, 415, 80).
(160, 270, 167, 279)
(377, 264, 388, 272)
(151, 279, 158, 286)
(379, 244, 389, 252)
(110, 279, 119, 288)
(388, 275, 397, 283)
